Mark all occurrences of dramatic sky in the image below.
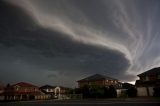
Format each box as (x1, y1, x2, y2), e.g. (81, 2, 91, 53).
(0, 0, 160, 87)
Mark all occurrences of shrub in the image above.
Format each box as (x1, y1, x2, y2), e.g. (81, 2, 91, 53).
(153, 86, 160, 97)
(75, 85, 118, 98)
(89, 85, 104, 98)
(108, 85, 117, 98)
(127, 87, 137, 97)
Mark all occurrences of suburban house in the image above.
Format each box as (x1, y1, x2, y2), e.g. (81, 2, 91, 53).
(2, 82, 50, 101)
(0, 85, 4, 100)
(135, 67, 160, 96)
(0, 85, 4, 94)
(40, 85, 70, 99)
(40, 85, 56, 98)
(77, 74, 122, 88)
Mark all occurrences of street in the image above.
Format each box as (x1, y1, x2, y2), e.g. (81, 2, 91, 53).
(0, 99, 160, 106)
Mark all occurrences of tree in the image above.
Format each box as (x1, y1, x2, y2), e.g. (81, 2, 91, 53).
(75, 85, 90, 98)
(127, 87, 137, 97)
(108, 85, 117, 98)
(102, 86, 109, 98)
(153, 86, 160, 97)
(89, 85, 104, 98)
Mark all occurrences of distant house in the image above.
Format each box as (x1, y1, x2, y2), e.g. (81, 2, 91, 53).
(135, 67, 160, 96)
(122, 83, 135, 89)
(40, 85, 56, 98)
(0, 85, 4, 94)
(40, 85, 70, 99)
(2, 82, 49, 101)
(77, 74, 122, 88)
(0, 85, 4, 100)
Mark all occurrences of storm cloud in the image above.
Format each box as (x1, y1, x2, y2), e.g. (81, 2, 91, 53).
(0, 0, 160, 87)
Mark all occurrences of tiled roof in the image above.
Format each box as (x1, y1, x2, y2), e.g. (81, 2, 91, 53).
(138, 67, 160, 76)
(11, 82, 39, 88)
(2, 82, 42, 95)
(77, 74, 118, 82)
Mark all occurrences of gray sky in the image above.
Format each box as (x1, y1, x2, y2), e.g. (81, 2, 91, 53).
(0, 0, 160, 87)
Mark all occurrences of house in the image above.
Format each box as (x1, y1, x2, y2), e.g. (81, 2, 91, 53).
(40, 85, 55, 98)
(135, 67, 160, 96)
(0, 85, 4, 94)
(0, 85, 4, 100)
(40, 85, 71, 99)
(77, 74, 122, 88)
(2, 82, 49, 101)
(116, 83, 135, 98)
(59, 86, 71, 95)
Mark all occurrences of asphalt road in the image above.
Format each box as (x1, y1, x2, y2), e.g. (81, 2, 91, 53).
(0, 99, 160, 106)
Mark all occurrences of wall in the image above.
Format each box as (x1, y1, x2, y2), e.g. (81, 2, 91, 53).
(0, 96, 4, 101)
(148, 87, 154, 96)
(137, 87, 148, 96)
(116, 89, 127, 98)
(137, 87, 154, 96)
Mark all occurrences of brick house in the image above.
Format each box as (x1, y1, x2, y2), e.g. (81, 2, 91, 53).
(0, 85, 4, 100)
(135, 67, 160, 96)
(2, 82, 49, 101)
(77, 74, 122, 88)
(0, 85, 4, 94)
(40, 85, 70, 99)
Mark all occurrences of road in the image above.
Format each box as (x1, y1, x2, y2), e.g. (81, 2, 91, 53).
(0, 99, 160, 106)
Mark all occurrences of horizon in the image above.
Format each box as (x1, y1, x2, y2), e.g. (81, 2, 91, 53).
(1, 0, 160, 87)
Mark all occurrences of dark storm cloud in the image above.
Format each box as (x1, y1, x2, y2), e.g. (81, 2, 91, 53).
(2, 0, 160, 86)
(0, 0, 132, 86)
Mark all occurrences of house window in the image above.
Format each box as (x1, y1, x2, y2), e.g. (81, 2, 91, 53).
(16, 87, 19, 91)
(145, 76, 149, 81)
(46, 89, 49, 92)
(50, 89, 53, 92)
(34, 88, 37, 91)
(150, 75, 156, 80)
(25, 88, 27, 92)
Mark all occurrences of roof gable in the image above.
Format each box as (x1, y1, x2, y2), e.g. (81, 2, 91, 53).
(138, 67, 160, 76)
(77, 74, 117, 82)
(12, 82, 38, 88)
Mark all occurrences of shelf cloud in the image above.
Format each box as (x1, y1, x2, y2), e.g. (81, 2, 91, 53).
(0, 0, 160, 87)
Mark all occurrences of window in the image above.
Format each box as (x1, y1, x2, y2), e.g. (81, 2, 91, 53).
(46, 89, 49, 92)
(145, 76, 149, 81)
(15, 86, 19, 91)
(16, 87, 19, 91)
(24, 88, 27, 92)
(34, 88, 37, 91)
